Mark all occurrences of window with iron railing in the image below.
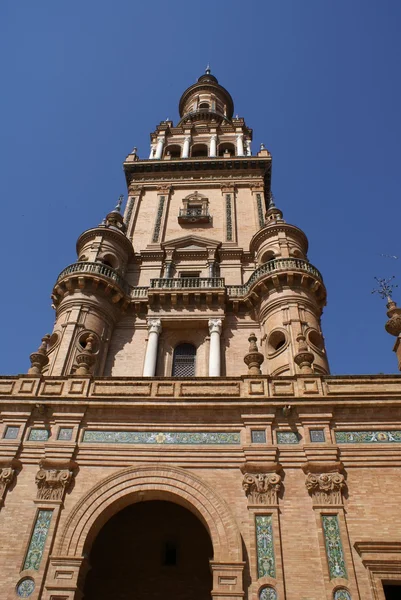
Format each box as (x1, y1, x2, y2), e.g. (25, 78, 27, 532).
(172, 343, 196, 377)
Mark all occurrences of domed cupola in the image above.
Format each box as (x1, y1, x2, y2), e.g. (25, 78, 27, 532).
(178, 66, 234, 124)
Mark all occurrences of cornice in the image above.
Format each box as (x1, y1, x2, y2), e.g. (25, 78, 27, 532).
(76, 227, 133, 256)
(250, 223, 309, 255)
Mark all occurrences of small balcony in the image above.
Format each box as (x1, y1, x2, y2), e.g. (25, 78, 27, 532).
(178, 207, 211, 224)
(150, 277, 225, 290)
(56, 261, 130, 295)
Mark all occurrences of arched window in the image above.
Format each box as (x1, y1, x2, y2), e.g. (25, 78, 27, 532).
(198, 102, 210, 110)
(172, 343, 196, 377)
(164, 144, 181, 159)
(218, 142, 235, 157)
(191, 144, 208, 158)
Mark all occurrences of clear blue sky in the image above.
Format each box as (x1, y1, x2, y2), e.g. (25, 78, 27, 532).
(1, 1, 401, 375)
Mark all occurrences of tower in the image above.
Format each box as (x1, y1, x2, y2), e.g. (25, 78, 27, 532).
(2, 70, 401, 600)
(42, 68, 329, 380)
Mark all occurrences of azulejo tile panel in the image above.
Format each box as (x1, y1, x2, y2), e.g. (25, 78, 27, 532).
(251, 430, 267, 444)
(276, 431, 300, 444)
(259, 587, 277, 600)
(23, 509, 53, 571)
(28, 429, 49, 441)
(310, 429, 325, 443)
(4, 426, 19, 439)
(335, 430, 401, 443)
(16, 578, 35, 597)
(255, 515, 276, 579)
(82, 430, 241, 445)
(57, 427, 73, 441)
(322, 515, 347, 580)
(334, 589, 351, 600)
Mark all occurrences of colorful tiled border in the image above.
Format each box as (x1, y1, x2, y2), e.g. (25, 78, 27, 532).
(276, 431, 300, 444)
(255, 515, 276, 578)
(322, 515, 347, 580)
(335, 430, 401, 444)
(23, 510, 52, 571)
(82, 430, 241, 445)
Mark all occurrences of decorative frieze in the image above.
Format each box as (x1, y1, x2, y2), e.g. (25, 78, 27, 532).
(82, 430, 241, 445)
(255, 515, 276, 578)
(23, 509, 53, 571)
(305, 472, 345, 505)
(28, 428, 49, 441)
(335, 430, 401, 444)
(276, 431, 300, 444)
(322, 515, 347, 580)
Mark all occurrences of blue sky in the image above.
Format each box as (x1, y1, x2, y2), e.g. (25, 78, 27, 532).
(1, 0, 401, 375)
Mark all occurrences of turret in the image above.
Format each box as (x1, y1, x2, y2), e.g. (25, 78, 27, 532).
(44, 197, 133, 376)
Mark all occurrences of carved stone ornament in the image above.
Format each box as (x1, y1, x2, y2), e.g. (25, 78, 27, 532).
(0, 458, 20, 507)
(35, 460, 76, 501)
(305, 471, 345, 505)
(28, 334, 50, 375)
(244, 332, 264, 375)
(240, 463, 282, 505)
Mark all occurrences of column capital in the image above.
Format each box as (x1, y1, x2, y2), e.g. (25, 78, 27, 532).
(208, 319, 222, 335)
(147, 319, 162, 335)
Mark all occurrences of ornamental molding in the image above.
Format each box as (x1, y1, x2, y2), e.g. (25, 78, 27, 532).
(156, 184, 173, 195)
(303, 462, 345, 505)
(249, 223, 308, 255)
(221, 184, 236, 194)
(240, 462, 282, 505)
(35, 459, 77, 502)
(0, 463, 17, 506)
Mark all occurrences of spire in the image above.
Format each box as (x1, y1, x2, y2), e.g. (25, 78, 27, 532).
(102, 195, 127, 233)
(266, 191, 284, 223)
(205, 63, 211, 75)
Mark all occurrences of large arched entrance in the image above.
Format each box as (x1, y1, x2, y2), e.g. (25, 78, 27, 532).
(44, 466, 244, 600)
(83, 500, 213, 600)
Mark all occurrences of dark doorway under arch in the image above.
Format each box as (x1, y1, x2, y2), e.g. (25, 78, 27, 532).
(82, 500, 213, 600)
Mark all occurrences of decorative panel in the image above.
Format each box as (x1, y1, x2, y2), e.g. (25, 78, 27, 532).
(255, 515, 276, 579)
(57, 428, 73, 441)
(251, 430, 267, 444)
(276, 431, 300, 444)
(82, 430, 241, 445)
(4, 426, 19, 439)
(28, 429, 49, 441)
(225, 194, 233, 241)
(334, 590, 351, 600)
(322, 515, 347, 580)
(152, 195, 165, 242)
(23, 509, 53, 571)
(124, 196, 135, 227)
(16, 578, 35, 597)
(256, 193, 265, 228)
(335, 430, 401, 443)
(310, 429, 325, 442)
(259, 587, 277, 600)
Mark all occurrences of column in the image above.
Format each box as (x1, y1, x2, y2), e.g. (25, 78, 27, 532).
(155, 136, 164, 160)
(236, 133, 244, 156)
(246, 138, 252, 156)
(143, 319, 162, 376)
(208, 261, 215, 277)
(209, 134, 217, 157)
(182, 135, 191, 158)
(164, 261, 173, 278)
(149, 143, 156, 159)
(208, 319, 222, 376)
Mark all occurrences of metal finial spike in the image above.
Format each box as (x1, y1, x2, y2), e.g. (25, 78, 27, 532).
(205, 63, 211, 74)
(269, 191, 276, 207)
(371, 276, 398, 302)
(115, 195, 124, 212)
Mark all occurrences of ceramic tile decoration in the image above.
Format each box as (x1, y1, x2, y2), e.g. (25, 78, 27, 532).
(152, 195, 165, 242)
(28, 429, 49, 442)
(225, 194, 233, 241)
(334, 589, 351, 600)
(255, 515, 276, 578)
(310, 429, 325, 442)
(4, 426, 19, 439)
(276, 431, 300, 444)
(335, 430, 401, 443)
(251, 430, 267, 444)
(23, 510, 52, 571)
(16, 578, 35, 597)
(57, 427, 73, 441)
(259, 587, 277, 600)
(322, 515, 347, 579)
(256, 193, 265, 228)
(82, 430, 241, 445)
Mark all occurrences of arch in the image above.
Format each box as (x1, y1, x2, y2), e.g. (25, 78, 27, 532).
(165, 144, 181, 158)
(218, 142, 235, 157)
(191, 143, 208, 158)
(56, 464, 242, 563)
(172, 342, 196, 376)
(260, 250, 276, 265)
(198, 102, 210, 110)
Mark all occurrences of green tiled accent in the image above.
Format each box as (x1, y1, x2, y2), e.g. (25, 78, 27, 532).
(23, 510, 52, 571)
(322, 515, 347, 580)
(256, 193, 265, 228)
(226, 194, 232, 241)
(335, 430, 401, 444)
(82, 430, 241, 445)
(255, 515, 275, 578)
(259, 588, 277, 600)
(276, 431, 300, 444)
(152, 195, 165, 242)
(28, 429, 49, 441)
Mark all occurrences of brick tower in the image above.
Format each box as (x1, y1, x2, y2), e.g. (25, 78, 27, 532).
(1, 70, 401, 600)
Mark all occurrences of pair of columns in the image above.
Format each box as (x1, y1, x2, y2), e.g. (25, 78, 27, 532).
(143, 319, 222, 377)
